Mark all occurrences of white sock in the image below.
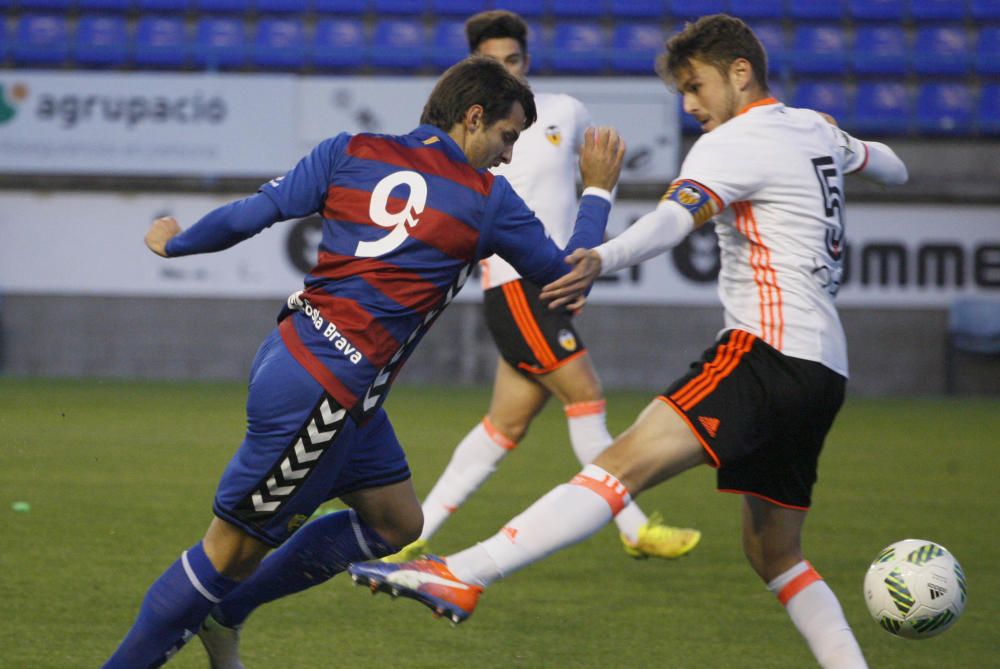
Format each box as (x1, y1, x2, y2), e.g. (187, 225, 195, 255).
(565, 401, 647, 542)
(419, 417, 516, 541)
(767, 561, 868, 669)
(447, 464, 631, 587)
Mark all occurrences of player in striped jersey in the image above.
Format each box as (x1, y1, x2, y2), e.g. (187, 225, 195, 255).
(348, 15, 907, 668)
(384, 9, 700, 565)
(101, 57, 624, 668)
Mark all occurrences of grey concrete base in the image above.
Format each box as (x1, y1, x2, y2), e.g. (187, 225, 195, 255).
(2, 294, 996, 396)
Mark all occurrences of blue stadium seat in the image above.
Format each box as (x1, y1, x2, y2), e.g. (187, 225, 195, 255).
(526, 21, 548, 68)
(549, 22, 606, 73)
(11, 14, 70, 66)
(430, 19, 467, 70)
(852, 25, 908, 76)
(729, 0, 784, 21)
(312, 17, 366, 70)
(611, 23, 663, 74)
(972, 0, 1000, 22)
(609, 0, 666, 19)
(194, 17, 247, 69)
(751, 22, 787, 76)
(792, 80, 850, 122)
(913, 26, 970, 76)
(134, 16, 188, 68)
(252, 18, 306, 70)
(791, 25, 847, 75)
(979, 84, 1000, 134)
(551, 0, 604, 17)
(75, 15, 129, 67)
(915, 83, 974, 135)
(372, 0, 427, 15)
(195, 0, 249, 12)
(768, 78, 787, 102)
(492, 0, 545, 17)
(371, 19, 425, 70)
(847, 0, 905, 21)
(17, 0, 73, 9)
(976, 27, 1000, 75)
(79, 0, 132, 10)
(671, 0, 729, 21)
(431, 0, 487, 15)
(945, 298, 1000, 393)
(788, 0, 845, 21)
(911, 0, 967, 21)
(257, 0, 308, 12)
(852, 81, 910, 135)
(137, 0, 190, 11)
(0, 19, 6, 62)
(314, 0, 369, 12)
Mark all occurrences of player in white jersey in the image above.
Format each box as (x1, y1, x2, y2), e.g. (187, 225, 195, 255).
(349, 15, 908, 668)
(383, 9, 700, 562)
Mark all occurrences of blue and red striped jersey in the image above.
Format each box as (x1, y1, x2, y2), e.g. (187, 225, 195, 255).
(168, 124, 610, 421)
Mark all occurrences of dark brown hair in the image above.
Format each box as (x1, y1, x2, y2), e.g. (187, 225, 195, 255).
(465, 10, 529, 54)
(420, 56, 537, 130)
(657, 14, 769, 90)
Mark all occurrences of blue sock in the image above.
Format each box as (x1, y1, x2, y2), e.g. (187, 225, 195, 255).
(103, 541, 239, 669)
(215, 509, 396, 627)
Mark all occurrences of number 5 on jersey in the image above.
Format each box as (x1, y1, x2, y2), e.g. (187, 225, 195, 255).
(355, 171, 428, 258)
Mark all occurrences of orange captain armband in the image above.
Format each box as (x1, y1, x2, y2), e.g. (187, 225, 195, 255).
(661, 179, 723, 226)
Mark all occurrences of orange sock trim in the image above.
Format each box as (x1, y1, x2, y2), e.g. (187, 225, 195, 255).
(482, 416, 517, 451)
(564, 399, 607, 418)
(777, 562, 822, 605)
(570, 468, 630, 516)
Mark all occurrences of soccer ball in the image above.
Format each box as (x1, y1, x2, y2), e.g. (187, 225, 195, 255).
(863, 539, 967, 639)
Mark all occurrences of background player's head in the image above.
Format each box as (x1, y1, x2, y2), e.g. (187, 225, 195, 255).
(657, 14, 769, 133)
(421, 56, 537, 170)
(465, 10, 530, 82)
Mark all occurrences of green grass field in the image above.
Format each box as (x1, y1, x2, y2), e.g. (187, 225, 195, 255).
(1, 378, 996, 668)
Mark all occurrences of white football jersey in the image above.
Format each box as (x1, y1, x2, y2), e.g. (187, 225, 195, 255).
(480, 92, 592, 289)
(673, 99, 868, 377)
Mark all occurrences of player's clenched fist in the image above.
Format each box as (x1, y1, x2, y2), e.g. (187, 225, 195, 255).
(145, 216, 182, 257)
(579, 126, 625, 192)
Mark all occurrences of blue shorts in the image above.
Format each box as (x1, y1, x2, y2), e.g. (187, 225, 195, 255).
(213, 328, 411, 547)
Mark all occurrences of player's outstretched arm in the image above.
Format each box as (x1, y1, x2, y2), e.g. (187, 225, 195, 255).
(852, 140, 908, 186)
(540, 200, 698, 308)
(146, 193, 283, 258)
(488, 127, 624, 292)
(816, 111, 908, 187)
(538, 248, 602, 309)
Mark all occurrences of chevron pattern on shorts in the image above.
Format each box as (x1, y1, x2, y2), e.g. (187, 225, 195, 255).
(238, 395, 347, 517)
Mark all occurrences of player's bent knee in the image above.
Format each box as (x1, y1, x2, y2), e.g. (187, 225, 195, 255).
(742, 534, 804, 582)
(369, 511, 423, 549)
(353, 500, 423, 549)
(203, 516, 270, 580)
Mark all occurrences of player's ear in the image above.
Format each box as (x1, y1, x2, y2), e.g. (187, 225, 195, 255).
(465, 105, 485, 132)
(522, 52, 531, 76)
(730, 58, 753, 90)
